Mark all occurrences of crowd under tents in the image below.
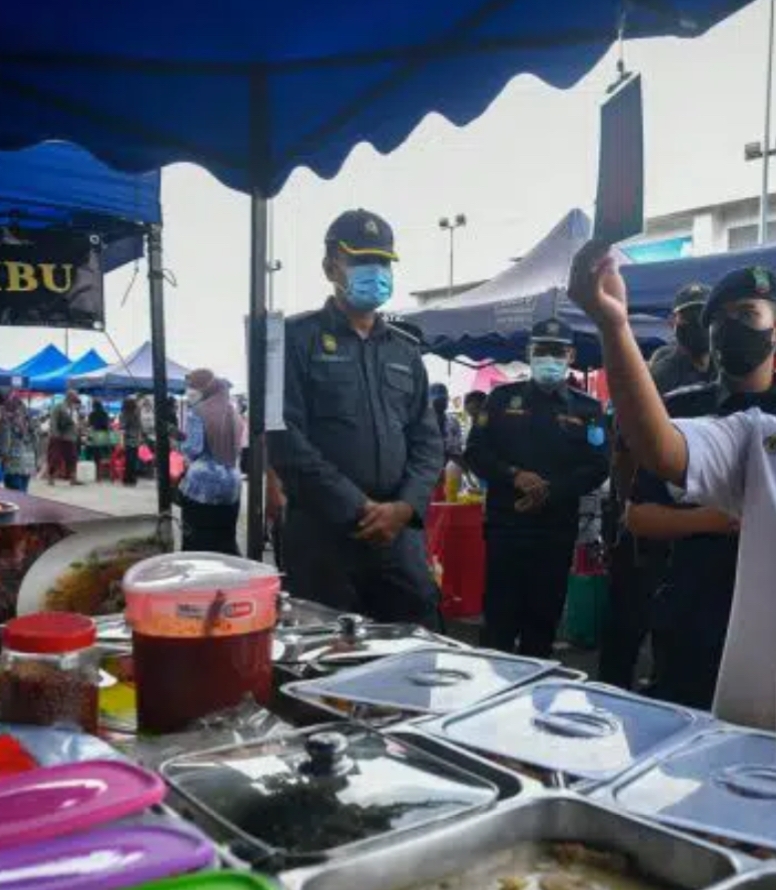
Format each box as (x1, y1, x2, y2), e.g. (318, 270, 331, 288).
(70, 341, 189, 396)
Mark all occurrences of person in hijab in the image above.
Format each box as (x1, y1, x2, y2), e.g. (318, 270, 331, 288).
(120, 397, 143, 486)
(0, 391, 37, 492)
(180, 369, 244, 555)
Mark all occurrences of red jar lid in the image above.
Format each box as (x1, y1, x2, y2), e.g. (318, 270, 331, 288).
(3, 613, 96, 654)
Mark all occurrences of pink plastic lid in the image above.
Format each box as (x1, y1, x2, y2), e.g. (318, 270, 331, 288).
(0, 819, 215, 890)
(0, 759, 166, 849)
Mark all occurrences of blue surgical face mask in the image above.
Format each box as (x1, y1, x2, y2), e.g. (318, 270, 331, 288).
(531, 355, 568, 389)
(344, 263, 393, 311)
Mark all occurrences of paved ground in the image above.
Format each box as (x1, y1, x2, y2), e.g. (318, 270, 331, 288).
(27, 477, 252, 554)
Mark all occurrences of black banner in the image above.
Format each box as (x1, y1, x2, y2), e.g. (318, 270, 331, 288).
(0, 231, 104, 330)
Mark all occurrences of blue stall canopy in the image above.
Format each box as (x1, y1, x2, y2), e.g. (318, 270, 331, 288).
(399, 209, 669, 367)
(0, 1, 752, 197)
(9, 343, 69, 379)
(0, 369, 27, 388)
(30, 348, 108, 394)
(622, 242, 776, 316)
(70, 341, 189, 395)
(0, 141, 161, 273)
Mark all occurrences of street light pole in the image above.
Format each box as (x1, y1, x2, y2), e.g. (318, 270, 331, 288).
(438, 213, 467, 297)
(760, 0, 776, 244)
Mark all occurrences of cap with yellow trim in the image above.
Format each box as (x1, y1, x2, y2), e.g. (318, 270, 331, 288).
(325, 209, 398, 262)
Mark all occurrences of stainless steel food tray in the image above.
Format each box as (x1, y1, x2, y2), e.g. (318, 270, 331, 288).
(281, 793, 745, 890)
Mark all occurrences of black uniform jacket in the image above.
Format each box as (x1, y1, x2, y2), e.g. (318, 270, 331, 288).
(268, 298, 443, 530)
(465, 380, 609, 539)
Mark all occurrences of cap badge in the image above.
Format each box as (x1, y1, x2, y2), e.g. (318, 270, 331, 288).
(509, 396, 523, 410)
(364, 219, 379, 235)
(547, 321, 560, 336)
(322, 333, 337, 354)
(753, 266, 771, 296)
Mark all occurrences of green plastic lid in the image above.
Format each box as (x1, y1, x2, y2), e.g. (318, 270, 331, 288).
(136, 872, 279, 890)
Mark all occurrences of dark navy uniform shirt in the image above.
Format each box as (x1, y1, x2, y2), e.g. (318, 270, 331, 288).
(465, 380, 609, 538)
(650, 345, 714, 395)
(268, 298, 443, 529)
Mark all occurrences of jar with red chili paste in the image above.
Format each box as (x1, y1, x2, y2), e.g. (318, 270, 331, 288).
(0, 613, 99, 734)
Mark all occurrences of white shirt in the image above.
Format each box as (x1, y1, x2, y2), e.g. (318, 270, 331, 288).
(673, 409, 776, 729)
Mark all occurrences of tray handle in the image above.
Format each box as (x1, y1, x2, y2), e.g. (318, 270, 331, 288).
(531, 710, 618, 739)
(716, 764, 776, 799)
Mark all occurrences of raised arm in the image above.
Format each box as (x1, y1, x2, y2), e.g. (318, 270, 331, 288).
(567, 241, 688, 486)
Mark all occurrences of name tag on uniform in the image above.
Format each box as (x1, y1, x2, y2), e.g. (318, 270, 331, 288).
(557, 413, 584, 427)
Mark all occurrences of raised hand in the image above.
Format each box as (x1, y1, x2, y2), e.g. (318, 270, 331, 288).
(568, 240, 628, 330)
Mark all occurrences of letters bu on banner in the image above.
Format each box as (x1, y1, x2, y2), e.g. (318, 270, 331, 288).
(0, 231, 105, 330)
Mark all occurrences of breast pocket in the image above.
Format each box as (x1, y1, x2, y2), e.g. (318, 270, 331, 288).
(383, 362, 416, 425)
(310, 358, 358, 419)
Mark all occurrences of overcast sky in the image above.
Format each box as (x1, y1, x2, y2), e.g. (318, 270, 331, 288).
(0, 0, 769, 390)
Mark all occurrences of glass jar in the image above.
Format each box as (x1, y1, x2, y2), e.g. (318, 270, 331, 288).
(0, 612, 99, 734)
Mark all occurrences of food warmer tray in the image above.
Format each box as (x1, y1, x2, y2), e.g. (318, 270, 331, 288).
(591, 726, 776, 856)
(697, 868, 776, 890)
(415, 679, 706, 784)
(275, 614, 467, 670)
(160, 720, 506, 871)
(281, 647, 557, 720)
(280, 792, 746, 890)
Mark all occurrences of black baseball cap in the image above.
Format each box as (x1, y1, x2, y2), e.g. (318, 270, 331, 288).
(325, 209, 398, 261)
(530, 318, 574, 345)
(702, 266, 776, 326)
(673, 283, 710, 313)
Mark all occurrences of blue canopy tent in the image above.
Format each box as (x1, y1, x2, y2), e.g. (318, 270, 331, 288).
(30, 347, 108, 393)
(9, 343, 69, 379)
(400, 209, 669, 367)
(70, 341, 189, 395)
(0, 0, 752, 554)
(623, 242, 776, 316)
(0, 141, 161, 273)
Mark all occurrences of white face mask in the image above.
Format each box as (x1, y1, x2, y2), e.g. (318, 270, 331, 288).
(186, 388, 203, 406)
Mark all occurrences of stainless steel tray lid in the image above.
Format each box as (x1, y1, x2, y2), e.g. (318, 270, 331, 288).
(276, 614, 458, 666)
(611, 727, 776, 850)
(284, 647, 555, 714)
(161, 722, 497, 859)
(431, 681, 696, 780)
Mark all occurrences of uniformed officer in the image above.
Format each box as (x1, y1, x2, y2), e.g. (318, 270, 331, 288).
(465, 318, 609, 656)
(267, 209, 443, 627)
(626, 266, 776, 708)
(650, 283, 714, 394)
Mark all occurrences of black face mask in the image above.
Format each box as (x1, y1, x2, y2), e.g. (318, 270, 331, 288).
(675, 319, 710, 357)
(712, 317, 775, 377)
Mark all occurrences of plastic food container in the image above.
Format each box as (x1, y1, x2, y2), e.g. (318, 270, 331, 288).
(161, 721, 498, 868)
(0, 613, 99, 734)
(124, 553, 279, 734)
(0, 818, 215, 890)
(0, 759, 166, 849)
(135, 873, 280, 890)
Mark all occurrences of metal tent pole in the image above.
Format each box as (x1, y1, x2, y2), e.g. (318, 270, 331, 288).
(760, 0, 776, 245)
(147, 223, 172, 515)
(247, 190, 269, 560)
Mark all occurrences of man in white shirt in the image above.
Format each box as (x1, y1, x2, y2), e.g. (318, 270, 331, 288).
(568, 245, 776, 729)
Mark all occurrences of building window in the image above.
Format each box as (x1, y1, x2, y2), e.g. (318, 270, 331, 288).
(728, 222, 776, 250)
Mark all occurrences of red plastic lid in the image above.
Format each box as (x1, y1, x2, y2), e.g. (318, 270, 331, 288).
(3, 613, 96, 654)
